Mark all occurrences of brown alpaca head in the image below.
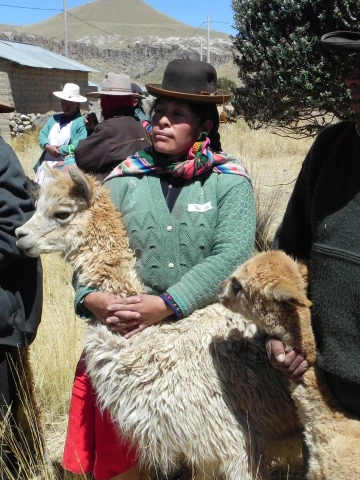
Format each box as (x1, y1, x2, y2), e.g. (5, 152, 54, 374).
(15, 166, 97, 258)
(219, 251, 315, 359)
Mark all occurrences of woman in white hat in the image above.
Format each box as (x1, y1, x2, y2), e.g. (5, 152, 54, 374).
(34, 83, 87, 185)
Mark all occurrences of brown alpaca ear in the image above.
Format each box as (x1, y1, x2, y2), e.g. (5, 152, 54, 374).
(68, 166, 93, 207)
(265, 280, 312, 308)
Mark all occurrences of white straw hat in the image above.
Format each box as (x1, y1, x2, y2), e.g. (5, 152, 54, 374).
(87, 73, 135, 98)
(53, 83, 87, 103)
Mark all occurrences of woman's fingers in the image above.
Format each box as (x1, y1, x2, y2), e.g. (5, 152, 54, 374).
(109, 322, 139, 331)
(266, 337, 310, 381)
(124, 324, 147, 339)
(106, 312, 140, 323)
(107, 297, 141, 312)
(266, 338, 286, 362)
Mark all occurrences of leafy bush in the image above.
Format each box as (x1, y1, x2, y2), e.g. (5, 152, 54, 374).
(231, 0, 360, 137)
(217, 77, 237, 93)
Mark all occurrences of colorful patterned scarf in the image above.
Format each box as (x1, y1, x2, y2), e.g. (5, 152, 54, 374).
(104, 133, 251, 183)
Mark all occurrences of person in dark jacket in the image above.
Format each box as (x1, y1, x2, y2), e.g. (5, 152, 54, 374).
(269, 30, 360, 417)
(0, 99, 43, 478)
(74, 73, 150, 176)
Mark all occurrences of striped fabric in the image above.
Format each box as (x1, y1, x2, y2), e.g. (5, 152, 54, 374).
(104, 133, 251, 183)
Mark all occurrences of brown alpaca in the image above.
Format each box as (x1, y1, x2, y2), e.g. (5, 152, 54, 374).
(219, 250, 360, 479)
(16, 168, 302, 479)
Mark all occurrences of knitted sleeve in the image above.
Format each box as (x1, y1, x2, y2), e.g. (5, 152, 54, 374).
(38, 116, 55, 150)
(166, 177, 256, 317)
(59, 116, 87, 157)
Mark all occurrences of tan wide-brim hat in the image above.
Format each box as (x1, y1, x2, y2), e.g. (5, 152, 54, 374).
(146, 59, 232, 104)
(0, 100, 15, 113)
(53, 83, 87, 103)
(87, 73, 137, 98)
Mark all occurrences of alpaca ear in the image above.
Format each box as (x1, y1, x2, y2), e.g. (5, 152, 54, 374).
(265, 280, 312, 308)
(68, 166, 93, 207)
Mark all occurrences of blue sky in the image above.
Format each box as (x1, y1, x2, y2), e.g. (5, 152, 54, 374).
(0, 0, 235, 35)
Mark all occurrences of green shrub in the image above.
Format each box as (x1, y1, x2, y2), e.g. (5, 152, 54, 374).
(231, 0, 360, 137)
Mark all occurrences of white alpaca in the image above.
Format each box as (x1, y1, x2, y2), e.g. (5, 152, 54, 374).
(16, 168, 301, 479)
(220, 250, 360, 479)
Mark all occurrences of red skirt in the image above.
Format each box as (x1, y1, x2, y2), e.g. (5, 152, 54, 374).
(62, 356, 138, 480)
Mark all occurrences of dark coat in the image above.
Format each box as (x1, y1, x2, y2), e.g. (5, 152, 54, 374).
(75, 116, 150, 174)
(0, 138, 43, 347)
(273, 121, 360, 416)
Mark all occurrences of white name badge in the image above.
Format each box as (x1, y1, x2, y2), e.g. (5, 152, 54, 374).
(188, 201, 213, 212)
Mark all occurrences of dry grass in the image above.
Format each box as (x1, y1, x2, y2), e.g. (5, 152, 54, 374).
(7, 120, 311, 479)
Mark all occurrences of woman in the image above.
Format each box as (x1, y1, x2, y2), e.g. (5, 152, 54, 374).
(63, 59, 256, 480)
(34, 83, 87, 185)
(74, 73, 150, 176)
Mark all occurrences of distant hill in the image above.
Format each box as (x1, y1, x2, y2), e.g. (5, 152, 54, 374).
(15, 0, 230, 49)
(0, 0, 237, 87)
(0, 24, 16, 33)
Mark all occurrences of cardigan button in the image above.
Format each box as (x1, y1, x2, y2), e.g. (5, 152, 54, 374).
(168, 262, 174, 269)
(166, 225, 173, 231)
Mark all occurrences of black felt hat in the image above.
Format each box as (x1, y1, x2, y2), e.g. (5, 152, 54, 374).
(321, 31, 360, 53)
(146, 59, 232, 104)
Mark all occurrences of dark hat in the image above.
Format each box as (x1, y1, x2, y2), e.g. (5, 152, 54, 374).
(131, 82, 145, 99)
(0, 100, 15, 113)
(146, 59, 232, 104)
(321, 31, 360, 53)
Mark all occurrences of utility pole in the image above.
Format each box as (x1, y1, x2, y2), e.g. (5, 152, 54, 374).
(207, 15, 210, 63)
(64, 0, 68, 57)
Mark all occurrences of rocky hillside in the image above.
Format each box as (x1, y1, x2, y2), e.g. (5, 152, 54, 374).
(0, 0, 235, 84)
(0, 30, 233, 85)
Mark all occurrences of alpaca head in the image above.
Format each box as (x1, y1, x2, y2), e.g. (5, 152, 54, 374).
(219, 251, 313, 355)
(16, 166, 95, 258)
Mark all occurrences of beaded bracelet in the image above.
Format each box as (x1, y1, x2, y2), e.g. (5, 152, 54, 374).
(160, 292, 184, 320)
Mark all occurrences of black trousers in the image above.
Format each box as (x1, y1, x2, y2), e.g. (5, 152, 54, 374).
(0, 345, 20, 479)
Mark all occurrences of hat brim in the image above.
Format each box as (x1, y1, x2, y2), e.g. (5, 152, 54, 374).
(87, 90, 136, 98)
(321, 31, 360, 53)
(53, 91, 88, 103)
(145, 84, 232, 104)
(0, 100, 15, 113)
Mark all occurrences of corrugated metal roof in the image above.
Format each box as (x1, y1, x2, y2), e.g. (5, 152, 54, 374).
(0, 40, 97, 72)
(88, 81, 100, 89)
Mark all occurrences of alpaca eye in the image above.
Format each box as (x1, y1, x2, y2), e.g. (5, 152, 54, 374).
(231, 277, 243, 294)
(54, 211, 71, 220)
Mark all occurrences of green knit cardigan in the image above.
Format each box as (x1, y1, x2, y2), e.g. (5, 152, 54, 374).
(75, 167, 256, 318)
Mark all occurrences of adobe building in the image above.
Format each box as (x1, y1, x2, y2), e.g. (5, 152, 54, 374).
(0, 39, 97, 139)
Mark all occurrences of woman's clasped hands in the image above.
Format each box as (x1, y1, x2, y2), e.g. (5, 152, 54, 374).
(83, 291, 174, 338)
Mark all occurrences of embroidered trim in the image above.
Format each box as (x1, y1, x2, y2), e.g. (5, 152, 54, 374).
(161, 292, 184, 320)
(102, 87, 132, 93)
